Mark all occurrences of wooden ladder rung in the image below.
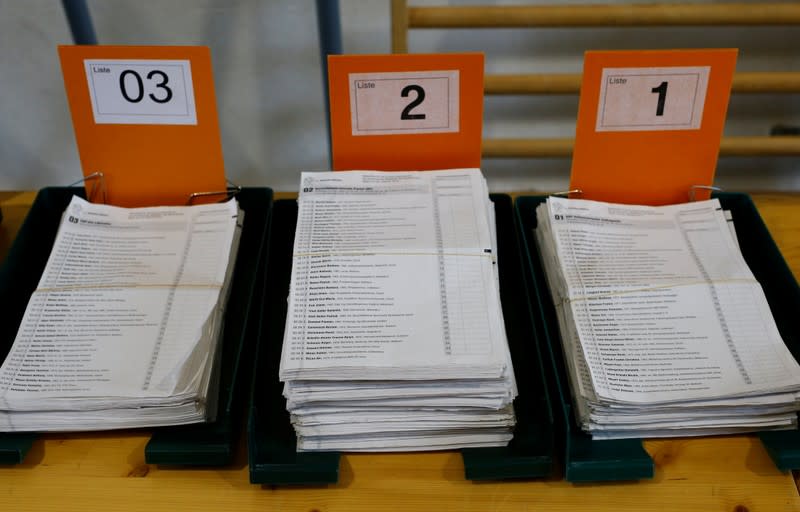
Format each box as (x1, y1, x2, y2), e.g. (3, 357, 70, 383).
(482, 136, 800, 158)
(409, 4, 800, 28)
(484, 72, 800, 95)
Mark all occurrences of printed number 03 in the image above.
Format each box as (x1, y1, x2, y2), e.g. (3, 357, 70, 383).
(119, 69, 173, 104)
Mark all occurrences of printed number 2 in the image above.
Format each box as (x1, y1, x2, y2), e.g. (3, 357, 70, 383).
(651, 81, 668, 116)
(119, 69, 173, 104)
(400, 84, 426, 120)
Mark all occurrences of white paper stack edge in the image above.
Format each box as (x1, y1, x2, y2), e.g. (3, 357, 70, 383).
(280, 169, 517, 451)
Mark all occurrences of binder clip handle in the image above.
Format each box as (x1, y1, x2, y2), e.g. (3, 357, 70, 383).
(688, 185, 723, 202)
(551, 189, 583, 199)
(187, 180, 242, 205)
(66, 171, 107, 204)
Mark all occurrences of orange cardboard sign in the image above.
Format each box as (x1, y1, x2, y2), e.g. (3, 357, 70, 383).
(570, 49, 737, 205)
(328, 53, 483, 171)
(59, 45, 226, 207)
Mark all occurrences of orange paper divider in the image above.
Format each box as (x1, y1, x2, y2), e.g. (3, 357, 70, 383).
(328, 53, 484, 171)
(59, 45, 226, 207)
(570, 49, 737, 205)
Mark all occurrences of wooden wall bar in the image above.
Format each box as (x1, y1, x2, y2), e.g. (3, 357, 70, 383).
(484, 72, 800, 95)
(482, 136, 800, 158)
(407, 4, 800, 29)
(392, 1, 800, 158)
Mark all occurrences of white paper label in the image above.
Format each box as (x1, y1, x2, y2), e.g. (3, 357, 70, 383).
(348, 70, 459, 136)
(83, 59, 197, 125)
(596, 66, 710, 132)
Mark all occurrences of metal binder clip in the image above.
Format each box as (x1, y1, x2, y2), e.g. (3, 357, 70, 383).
(551, 189, 583, 199)
(688, 185, 723, 202)
(67, 171, 107, 204)
(187, 180, 242, 205)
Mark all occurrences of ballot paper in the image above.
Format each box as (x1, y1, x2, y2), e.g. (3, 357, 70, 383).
(0, 196, 241, 431)
(535, 196, 800, 439)
(280, 169, 516, 451)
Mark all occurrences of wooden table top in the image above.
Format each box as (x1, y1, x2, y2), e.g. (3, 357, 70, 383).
(0, 190, 798, 512)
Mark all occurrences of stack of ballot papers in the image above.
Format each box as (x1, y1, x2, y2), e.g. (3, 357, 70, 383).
(535, 196, 800, 439)
(0, 196, 242, 431)
(280, 169, 517, 451)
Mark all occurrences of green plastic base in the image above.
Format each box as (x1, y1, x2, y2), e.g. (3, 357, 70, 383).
(248, 195, 558, 485)
(145, 187, 273, 466)
(516, 192, 800, 482)
(0, 187, 272, 466)
(462, 194, 557, 480)
(248, 199, 341, 485)
(0, 433, 36, 465)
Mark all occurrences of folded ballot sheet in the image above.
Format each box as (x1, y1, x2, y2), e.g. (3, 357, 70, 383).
(535, 196, 800, 439)
(280, 169, 517, 451)
(0, 196, 242, 431)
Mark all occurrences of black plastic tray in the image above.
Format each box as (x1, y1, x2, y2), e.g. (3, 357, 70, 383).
(515, 192, 800, 481)
(0, 186, 272, 466)
(247, 194, 557, 484)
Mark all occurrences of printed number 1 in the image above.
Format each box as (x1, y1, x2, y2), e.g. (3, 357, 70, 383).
(651, 81, 668, 116)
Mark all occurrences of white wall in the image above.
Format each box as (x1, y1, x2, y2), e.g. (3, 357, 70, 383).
(1, 0, 798, 193)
